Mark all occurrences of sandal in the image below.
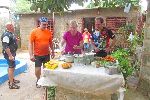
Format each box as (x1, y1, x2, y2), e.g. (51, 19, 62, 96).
(13, 79, 20, 84)
(36, 80, 41, 88)
(8, 79, 20, 85)
(9, 83, 20, 89)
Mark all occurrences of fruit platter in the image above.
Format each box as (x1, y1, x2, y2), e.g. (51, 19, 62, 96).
(44, 59, 73, 70)
(92, 55, 117, 67)
(44, 54, 119, 74)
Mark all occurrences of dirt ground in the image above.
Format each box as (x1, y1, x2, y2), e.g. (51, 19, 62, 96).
(0, 51, 45, 100)
(0, 50, 149, 100)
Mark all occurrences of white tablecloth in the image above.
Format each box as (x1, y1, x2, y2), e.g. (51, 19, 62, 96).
(38, 65, 124, 95)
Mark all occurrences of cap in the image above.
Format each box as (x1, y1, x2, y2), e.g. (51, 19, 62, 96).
(39, 17, 48, 22)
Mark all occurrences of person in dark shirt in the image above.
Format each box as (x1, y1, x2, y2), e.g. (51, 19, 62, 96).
(1, 23, 20, 89)
(91, 17, 116, 57)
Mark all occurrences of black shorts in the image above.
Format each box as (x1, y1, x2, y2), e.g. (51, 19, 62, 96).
(34, 54, 50, 67)
(3, 52, 16, 68)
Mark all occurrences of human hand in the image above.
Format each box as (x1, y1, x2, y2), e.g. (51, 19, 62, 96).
(73, 45, 81, 49)
(94, 47, 100, 53)
(60, 50, 65, 55)
(51, 52, 55, 59)
(73, 45, 78, 49)
(30, 55, 35, 62)
(105, 47, 113, 53)
(9, 55, 14, 61)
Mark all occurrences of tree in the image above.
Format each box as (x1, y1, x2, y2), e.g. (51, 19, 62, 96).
(90, 0, 139, 8)
(29, 0, 87, 13)
(14, 0, 32, 13)
(29, 0, 139, 13)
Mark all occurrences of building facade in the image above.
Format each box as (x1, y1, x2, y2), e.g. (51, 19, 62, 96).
(18, 7, 138, 50)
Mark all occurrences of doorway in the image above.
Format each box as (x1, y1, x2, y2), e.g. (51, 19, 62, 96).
(82, 17, 95, 34)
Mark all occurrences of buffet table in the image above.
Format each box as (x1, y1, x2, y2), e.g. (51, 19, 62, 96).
(38, 64, 125, 100)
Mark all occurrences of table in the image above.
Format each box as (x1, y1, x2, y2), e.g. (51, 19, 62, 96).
(38, 64, 125, 100)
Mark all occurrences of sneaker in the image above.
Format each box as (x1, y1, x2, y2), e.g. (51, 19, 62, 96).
(36, 79, 41, 88)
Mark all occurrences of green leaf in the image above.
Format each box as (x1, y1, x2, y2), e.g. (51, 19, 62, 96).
(30, 3, 38, 11)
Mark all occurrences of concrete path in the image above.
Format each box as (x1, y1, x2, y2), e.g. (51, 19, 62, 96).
(0, 50, 149, 100)
(0, 51, 45, 100)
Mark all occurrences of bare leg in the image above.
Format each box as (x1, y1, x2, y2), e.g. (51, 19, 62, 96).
(35, 67, 41, 88)
(35, 67, 41, 80)
(8, 67, 20, 89)
(8, 67, 14, 84)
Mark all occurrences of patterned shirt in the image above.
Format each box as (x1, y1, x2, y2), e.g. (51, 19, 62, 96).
(91, 27, 115, 50)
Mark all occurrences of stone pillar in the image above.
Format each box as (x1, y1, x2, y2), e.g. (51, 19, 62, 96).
(139, 0, 150, 98)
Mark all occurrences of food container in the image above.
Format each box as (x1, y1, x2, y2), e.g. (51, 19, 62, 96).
(84, 58, 91, 65)
(85, 52, 95, 62)
(64, 54, 74, 63)
(91, 61, 103, 68)
(74, 54, 84, 65)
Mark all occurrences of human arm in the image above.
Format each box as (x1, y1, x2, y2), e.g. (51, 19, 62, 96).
(60, 38, 66, 54)
(105, 29, 116, 52)
(105, 37, 116, 53)
(73, 33, 83, 50)
(91, 39, 100, 52)
(28, 30, 35, 62)
(60, 32, 68, 54)
(49, 40, 55, 59)
(61, 38, 66, 47)
(110, 36, 116, 49)
(2, 35, 14, 61)
(73, 40, 83, 50)
(28, 42, 35, 62)
(5, 48, 14, 60)
(48, 31, 55, 59)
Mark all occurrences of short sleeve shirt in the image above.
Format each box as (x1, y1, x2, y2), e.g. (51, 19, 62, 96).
(29, 28, 52, 56)
(91, 27, 115, 50)
(1, 31, 18, 54)
(82, 32, 91, 43)
(63, 31, 82, 54)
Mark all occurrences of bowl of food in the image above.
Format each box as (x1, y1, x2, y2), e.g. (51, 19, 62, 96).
(85, 52, 95, 62)
(74, 54, 84, 65)
(64, 54, 74, 63)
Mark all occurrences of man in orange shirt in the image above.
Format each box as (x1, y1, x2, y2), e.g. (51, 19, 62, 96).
(29, 17, 54, 88)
